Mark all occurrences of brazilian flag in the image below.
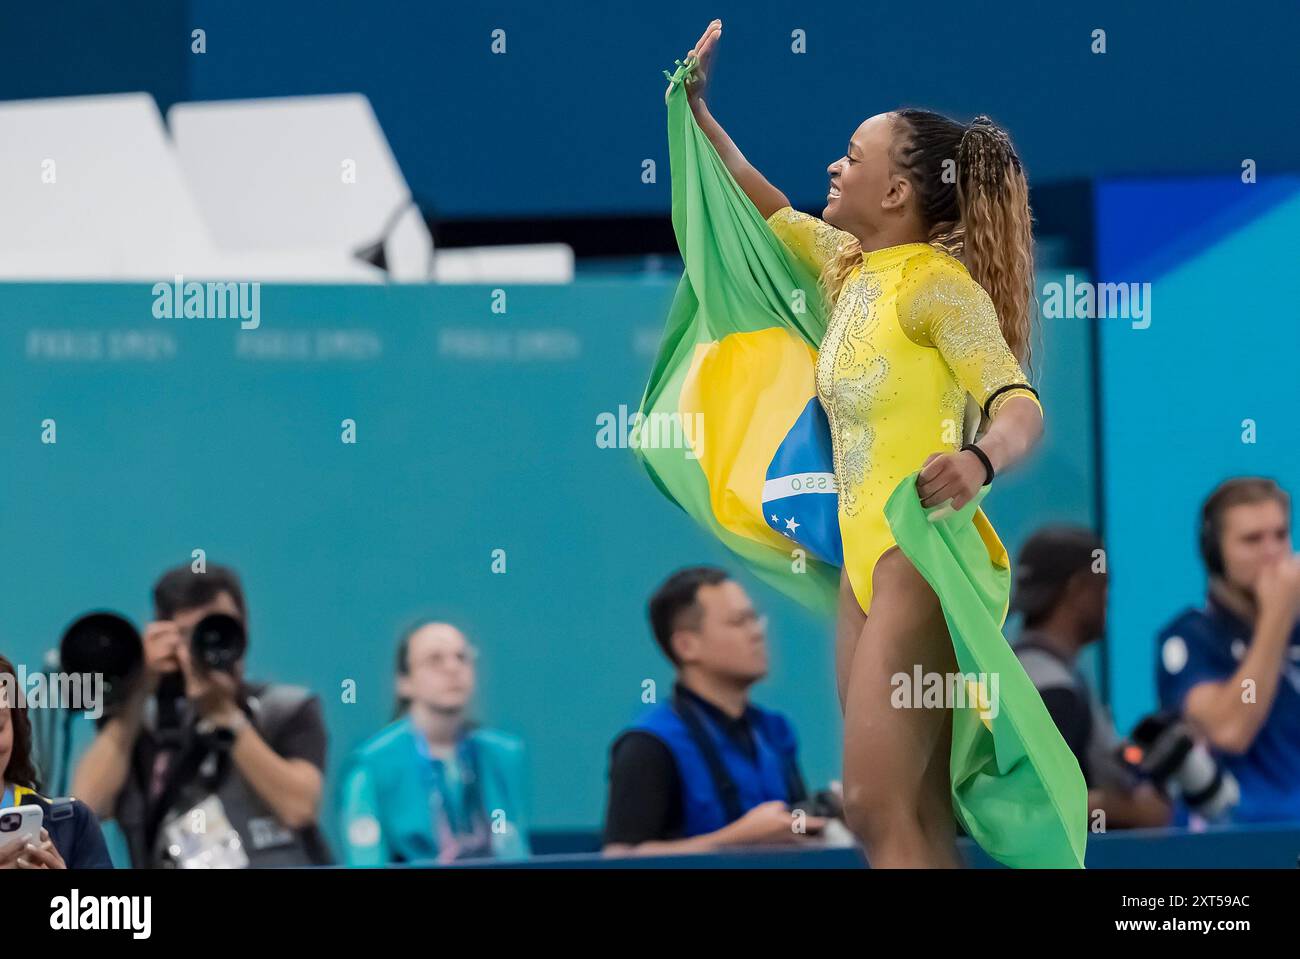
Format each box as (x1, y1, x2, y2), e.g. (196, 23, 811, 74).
(634, 56, 842, 616)
(636, 56, 1088, 869)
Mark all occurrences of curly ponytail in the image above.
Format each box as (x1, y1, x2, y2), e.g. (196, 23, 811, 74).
(954, 115, 1035, 372)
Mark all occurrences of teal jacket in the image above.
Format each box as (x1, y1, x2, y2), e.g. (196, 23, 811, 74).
(338, 717, 530, 865)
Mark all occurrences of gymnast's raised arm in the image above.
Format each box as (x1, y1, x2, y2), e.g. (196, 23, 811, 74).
(676, 19, 790, 219)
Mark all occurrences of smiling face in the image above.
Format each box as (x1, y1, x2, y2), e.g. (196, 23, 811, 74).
(824, 113, 915, 237)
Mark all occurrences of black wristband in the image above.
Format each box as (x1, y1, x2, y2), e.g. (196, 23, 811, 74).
(960, 443, 995, 486)
(982, 383, 1039, 419)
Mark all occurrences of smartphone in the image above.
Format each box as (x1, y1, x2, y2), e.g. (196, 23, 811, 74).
(0, 804, 44, 851)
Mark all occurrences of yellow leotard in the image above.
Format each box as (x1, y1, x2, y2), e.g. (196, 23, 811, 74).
(767, 206, 1043, 615)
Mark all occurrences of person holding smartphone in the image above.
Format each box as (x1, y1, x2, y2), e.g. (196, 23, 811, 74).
(1, 653, 112, 869)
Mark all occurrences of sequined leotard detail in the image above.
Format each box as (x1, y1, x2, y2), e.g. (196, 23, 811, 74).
(767, 206, 1043, 613)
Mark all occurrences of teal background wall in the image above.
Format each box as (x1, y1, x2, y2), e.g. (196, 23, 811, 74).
(0, 271, 1090, 849)
(1097, 176, 1300, 732)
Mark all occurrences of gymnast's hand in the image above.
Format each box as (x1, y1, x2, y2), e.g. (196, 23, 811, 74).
(681, 18, 721, 105)
(916, 449, 987, 512)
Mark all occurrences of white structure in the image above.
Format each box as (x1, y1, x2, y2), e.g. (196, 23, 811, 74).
(432, 243, 574, 283)
(0, 91, 571, 283)
(0, 93, 220, 280)
(168, 94, 429, 281)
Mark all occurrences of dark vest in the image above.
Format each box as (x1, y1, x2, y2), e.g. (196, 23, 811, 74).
(116, 683, 331, 867)
(628, 693, 799, 837)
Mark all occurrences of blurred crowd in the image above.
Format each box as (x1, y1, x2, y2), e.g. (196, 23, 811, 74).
(2, 474, 1298, 869)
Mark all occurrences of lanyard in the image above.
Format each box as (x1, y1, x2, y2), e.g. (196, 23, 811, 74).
(672, 691, 801, 823)
(424, 736, 485, 836)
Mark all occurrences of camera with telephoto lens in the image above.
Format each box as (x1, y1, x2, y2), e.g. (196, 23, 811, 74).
(59, 610, 248, 710)
(1116, 710, 1239, 820)
(57, 612, 143, 712)
(188, 613, 246, 672)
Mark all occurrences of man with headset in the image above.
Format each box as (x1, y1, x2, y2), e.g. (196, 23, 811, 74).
(1156, 477, 1300, 823)
(602, 567, 827, 854)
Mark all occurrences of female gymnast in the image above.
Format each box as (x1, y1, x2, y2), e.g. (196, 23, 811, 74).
(682, 19, 1045, 867)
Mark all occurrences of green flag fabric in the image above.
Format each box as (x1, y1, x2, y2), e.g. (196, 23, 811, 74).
(885, 475, 1088, 868)
(634, 55, 842, 613)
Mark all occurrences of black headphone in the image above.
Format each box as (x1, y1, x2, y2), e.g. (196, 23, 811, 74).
(1199, 497, 1225, 578)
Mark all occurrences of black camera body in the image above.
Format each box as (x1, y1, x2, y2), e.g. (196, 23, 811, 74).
(59, 610, 247, 712)
(1117, 710, 1239, 820)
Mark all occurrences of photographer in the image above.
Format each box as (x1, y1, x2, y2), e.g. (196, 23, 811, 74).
(1011, 527, 1172, 828)
(1, 653, 113, 869)
(1156, 478, 1300, 822)
(71, 564, 331, 866)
